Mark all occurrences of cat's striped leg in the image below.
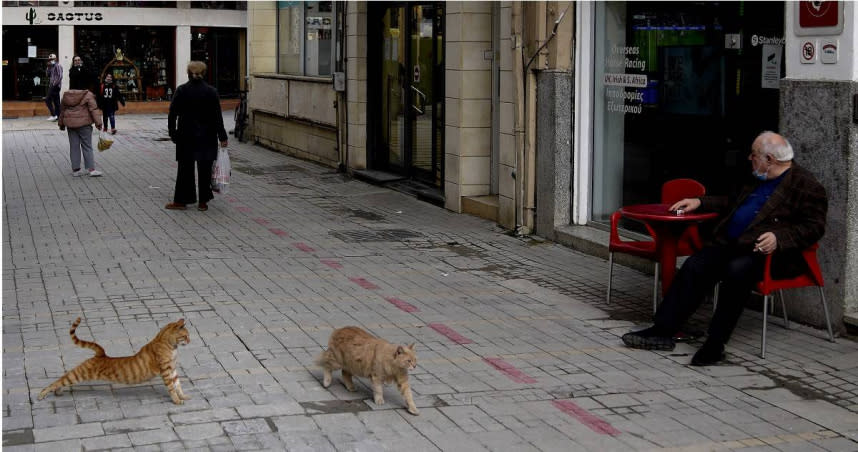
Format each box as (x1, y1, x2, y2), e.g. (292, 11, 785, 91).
(175, 376, 191, 400)
(371, 375, 385, 405)
(398, 377, 419, 415)
(159, 361, 183, 405)
(38, 373, 73, 400)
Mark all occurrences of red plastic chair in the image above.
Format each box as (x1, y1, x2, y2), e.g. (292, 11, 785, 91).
(607, 179, 705, 312)
(757, 243, 835, 358)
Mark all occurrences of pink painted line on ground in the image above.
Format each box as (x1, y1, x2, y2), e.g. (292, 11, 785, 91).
(293, 242, 315, 252)
(253, 218, 270, 225)
(385, 297, 419, 313)
(226, 197, 238, 203)
(320, 259, 343, 269)
(269, 228, 288, 237)
(349, 277, 379, 290)
(428, 323, 473, 345)
(551, 400, 621, 436)
(236, 206, 252, 213)
(483, 357, 537, 384)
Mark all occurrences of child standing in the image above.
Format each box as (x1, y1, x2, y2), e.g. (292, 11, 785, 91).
(97, 74, 126, 134)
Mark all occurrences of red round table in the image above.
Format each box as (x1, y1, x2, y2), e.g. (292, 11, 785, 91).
(619, 203, 718, 293)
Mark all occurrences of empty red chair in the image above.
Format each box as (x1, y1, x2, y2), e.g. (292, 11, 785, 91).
(757, 243, 835, 358)
(607, 179, 705, 312)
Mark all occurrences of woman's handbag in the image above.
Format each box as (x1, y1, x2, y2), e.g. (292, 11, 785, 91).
(97, 130, 114, 151)
(212, 147, 231, 194)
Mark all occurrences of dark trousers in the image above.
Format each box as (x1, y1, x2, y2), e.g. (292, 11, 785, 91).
(102, 108, 116, 130)
(654, 245, 765, 345)
(173, 159, 214, 205)
(45, 85, 61, 117)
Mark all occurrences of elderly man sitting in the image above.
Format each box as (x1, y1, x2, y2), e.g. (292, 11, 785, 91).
(622, 131, 828, 366)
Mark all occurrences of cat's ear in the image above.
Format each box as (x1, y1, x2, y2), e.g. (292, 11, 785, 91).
(396, 345, 404, 355)
(177, 319, 185, 326)
(408, 343, 416, 351)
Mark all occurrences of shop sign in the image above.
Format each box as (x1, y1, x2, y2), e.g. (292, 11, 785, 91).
(750, 35, 785, 47)
(761, 44, 782, 89)
(603, 73, 647, 88)
(306, 16, 331, 30)
(795, 1, 843, 36)
(21, 8, 104, 25)
(820, 39, 838, 64)
(800, 41, 817, 64)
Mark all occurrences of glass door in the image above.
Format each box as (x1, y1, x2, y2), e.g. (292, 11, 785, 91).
(374, 3, 444, 188)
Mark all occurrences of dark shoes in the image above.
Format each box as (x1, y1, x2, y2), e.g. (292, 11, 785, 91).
(165, 202, 186, 210)
(690, 341, 726, 366)
(622, 326, 676, 351)
(198, 202, 208, 211)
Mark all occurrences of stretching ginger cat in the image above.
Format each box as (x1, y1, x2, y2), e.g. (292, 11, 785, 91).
(38, 317, 192, 404)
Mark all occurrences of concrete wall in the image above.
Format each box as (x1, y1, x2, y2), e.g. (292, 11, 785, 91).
(497, 2, 516, 230)
(345, 2, 368, 170)
(445, 1, 494, 213)
(780, 80, 857, 330)
(248, 2, 338, 169)
(535, 71, 572, 240)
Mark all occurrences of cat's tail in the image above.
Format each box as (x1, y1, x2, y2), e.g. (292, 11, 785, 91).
(69, 317, 105, 357)
(314, 349, 337, 369)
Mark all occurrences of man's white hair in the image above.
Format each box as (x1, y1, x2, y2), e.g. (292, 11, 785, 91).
(757, 131, 794, 162)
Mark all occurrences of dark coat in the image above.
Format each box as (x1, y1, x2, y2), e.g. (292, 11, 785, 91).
(168, 78, 227, 162)
(97, 82, 126, 112)
(700, 162, 827, 277)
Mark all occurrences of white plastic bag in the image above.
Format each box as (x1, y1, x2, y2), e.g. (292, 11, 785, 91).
(211, 147, 231, 194)
(97, 130, 114, 152)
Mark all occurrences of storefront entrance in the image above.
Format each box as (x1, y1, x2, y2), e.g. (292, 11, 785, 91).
(590, 2, 785, 225)
(2, 26, 58, 100)
(368, 2, 444, 188)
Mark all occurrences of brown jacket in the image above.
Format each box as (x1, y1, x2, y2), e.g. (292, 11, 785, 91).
(701, 162, 827, 277)
(58, 90, 102, 129)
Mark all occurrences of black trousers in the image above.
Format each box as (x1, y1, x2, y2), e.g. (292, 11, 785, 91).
(654, 245, 765, 345)
(45, 85, 61, 117)
(173, 159, 214, 205)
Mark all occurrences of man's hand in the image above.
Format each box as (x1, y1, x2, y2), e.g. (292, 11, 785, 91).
(669, 198, 701, 213)
(754, 232, 778, 255)
(220, 140, 228, 148)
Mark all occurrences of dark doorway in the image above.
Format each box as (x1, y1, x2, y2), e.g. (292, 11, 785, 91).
(367, 2, 445, 189)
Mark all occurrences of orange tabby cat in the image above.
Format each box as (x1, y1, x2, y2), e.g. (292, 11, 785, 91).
(316, 326, 419, 415)
(38, 317, 192, 405)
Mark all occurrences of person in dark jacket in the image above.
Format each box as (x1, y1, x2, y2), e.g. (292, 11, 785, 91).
(622, 131, 828, 366)
(166, 61, 227, 211)
(97, 74, 126, 134)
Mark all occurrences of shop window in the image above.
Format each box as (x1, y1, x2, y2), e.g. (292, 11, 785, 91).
(590, 2, 784, 225)
(192, 27, 243, 97)
(2, 1, 58, 5)
(74, 1, 176, 7)
(76, 26, 175, 101)
(277, 0, 334, 76)
(191, 1, 246, 10)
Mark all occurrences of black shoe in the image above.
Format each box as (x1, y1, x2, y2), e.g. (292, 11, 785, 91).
(622, 326, 676, 351)
(690, 341, 726, 366)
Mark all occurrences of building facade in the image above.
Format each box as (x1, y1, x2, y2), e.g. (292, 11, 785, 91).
(247, 1, 857, 331)
(2, 1, 247, 100)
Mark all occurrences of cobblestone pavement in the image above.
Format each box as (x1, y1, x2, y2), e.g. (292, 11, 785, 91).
(3, 115, 858, 451)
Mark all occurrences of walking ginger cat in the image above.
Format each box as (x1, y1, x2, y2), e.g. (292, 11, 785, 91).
(38, 317, 192, 404)
(316, 326, 419, 415)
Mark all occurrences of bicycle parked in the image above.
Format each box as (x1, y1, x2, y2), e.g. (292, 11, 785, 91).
(232, 89, 248, 142)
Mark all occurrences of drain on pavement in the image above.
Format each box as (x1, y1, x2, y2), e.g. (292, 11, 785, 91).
(300, 399, 371, 414)
(330, 229, 421, 243)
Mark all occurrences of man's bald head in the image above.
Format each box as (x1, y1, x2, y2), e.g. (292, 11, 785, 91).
(754, 131, 794, 162)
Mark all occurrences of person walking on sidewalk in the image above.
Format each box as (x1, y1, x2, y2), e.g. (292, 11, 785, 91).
(166, 61, 227, 211)
(45, 53, 62, 121)
(97, 74, 125, 134)
(621, 131, 827, 366)
(58, 68, 104, 177)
